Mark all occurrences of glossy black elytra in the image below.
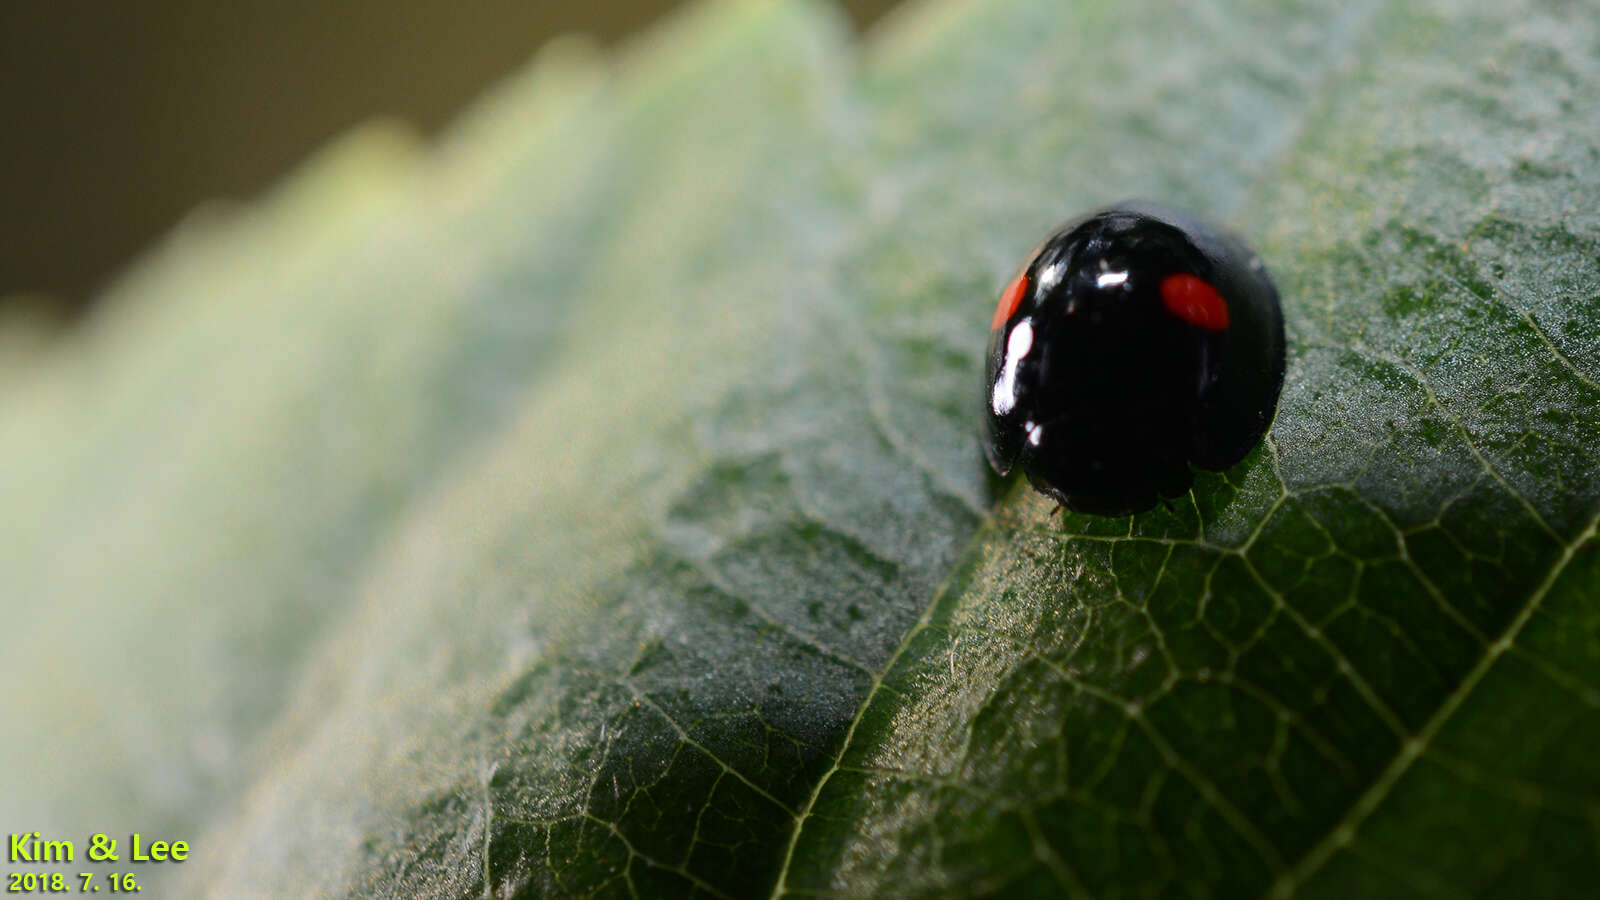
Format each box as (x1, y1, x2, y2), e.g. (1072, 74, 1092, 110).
(983, 204, 1285, 516)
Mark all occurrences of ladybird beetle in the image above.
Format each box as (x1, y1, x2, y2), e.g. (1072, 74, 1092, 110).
(983, 204, 1285, 516)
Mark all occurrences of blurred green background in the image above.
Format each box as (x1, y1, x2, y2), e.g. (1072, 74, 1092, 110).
(0, 0, 899, 320)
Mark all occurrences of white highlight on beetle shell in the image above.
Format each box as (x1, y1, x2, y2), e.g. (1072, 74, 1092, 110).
(991, 318, 1033, 415)
(1036, 259, 1066, 294)
(1096, 269, 1129, 289)
(1026, 421, 1044, 446)
(1096, 256, 1130, 291)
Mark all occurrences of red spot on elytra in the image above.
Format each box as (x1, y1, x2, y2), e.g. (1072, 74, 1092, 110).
(991, 272, 1031, 331)
(1160, 273, 1229, 332)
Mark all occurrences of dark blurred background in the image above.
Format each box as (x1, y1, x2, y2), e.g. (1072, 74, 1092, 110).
(0, 0, 900, 322)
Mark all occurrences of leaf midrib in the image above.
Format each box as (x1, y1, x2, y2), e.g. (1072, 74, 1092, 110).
(769, 494, 1007, 898)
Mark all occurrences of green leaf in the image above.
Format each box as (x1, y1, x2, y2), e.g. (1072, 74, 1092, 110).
(2, 0, 1597, 897)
